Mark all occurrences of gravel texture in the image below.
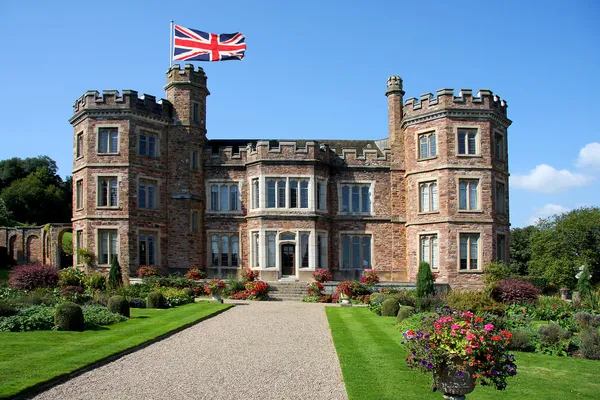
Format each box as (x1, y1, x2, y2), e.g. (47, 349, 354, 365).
(33, 301, 348, 400)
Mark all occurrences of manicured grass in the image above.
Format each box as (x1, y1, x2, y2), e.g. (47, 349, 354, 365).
(326, 307, 600, 400)
(0, 301, 232, 398)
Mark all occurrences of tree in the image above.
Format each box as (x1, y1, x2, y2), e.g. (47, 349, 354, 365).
(509, 225, 538, 275)
(416, 261, 435, 298)
(529, 207, 600, 288)
(0, 155, 58, 191)
(108, 256, 123, 290)
(0, 198, 11, 226)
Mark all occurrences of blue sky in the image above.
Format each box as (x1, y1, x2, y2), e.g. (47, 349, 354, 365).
(1, 0, 598, 227)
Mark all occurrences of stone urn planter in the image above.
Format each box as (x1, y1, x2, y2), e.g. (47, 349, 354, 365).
(339, 293, 351, 306)
(211, 289, 224, 303)
(433, 365, 476, 400)
(560, 288, 570, 300)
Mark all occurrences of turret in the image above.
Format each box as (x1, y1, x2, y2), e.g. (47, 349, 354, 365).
(386, 76, 405, 171)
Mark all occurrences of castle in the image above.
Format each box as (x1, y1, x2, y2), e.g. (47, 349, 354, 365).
(67, 64, 511, 289)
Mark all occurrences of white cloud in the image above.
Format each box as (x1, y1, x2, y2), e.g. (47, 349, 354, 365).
(528, 204, 570, 225)
(576, 142, 600, 170)
(511, 164, 594, 193)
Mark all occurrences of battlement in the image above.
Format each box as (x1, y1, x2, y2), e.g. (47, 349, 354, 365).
(72, 89, 172, 119)
(165, 63, 209, 92)
(403, 88, 508, 118)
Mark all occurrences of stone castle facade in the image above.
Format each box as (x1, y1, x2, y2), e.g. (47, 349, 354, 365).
(68, 64, 511, 289)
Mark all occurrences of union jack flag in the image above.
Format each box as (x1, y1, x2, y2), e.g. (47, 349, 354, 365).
(173, 24, 246, 62)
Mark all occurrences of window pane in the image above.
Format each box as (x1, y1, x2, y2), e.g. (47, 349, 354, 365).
(230, 185, 238, 211)
(496, 183, 504, 213)
(459, 181, 467, 210)
(139, 182, 146, 208)
(148, 184, 155, 209)
(211, 185, 219, 211)
(100, 131, 108, 153)
(220, 185, 229, 212)
(342, 236, 350, 268)
(351, 186, 360, 212)
(300, 181, 309, 208)
(110, 232, 118, 261)
(148, 235, 155, 265)
(254, 233, 260, 267)
(101, 232, 109, 264)
(149, 136, 156, 157)
(211, 235, 219, 265)
(342, 186, 349, 212)
(431, 237, 438, 269)
(458, 131, 466, 154)
(221, 236, 229, 266)
(267, 181, 276, 208)
(280, 232, 295, 241)
(362, 237, 370, 268)
(460, 236, 468, 270)
(319, 181, 326, 210)
(301, 234, 309, 267)
(430, 134, 437, 157)
(320, 235, 327, 268)
(109, 179, 118, 206)
(110, 131, 118, 153)
(469, 182, 478, 210)
(317, 236, 322, 269)
(468, 131, 477, 154)
(419, 136, 428, 158)
(139, 135, 147, 156)
(290, 180, 298, 208)
(421, 236, 429, 264)
(352, 236, 360, 268)
(252, 180, 259, 209)
(267, 234, 275, 267)
(470, 235, 478, 269)
(278, 180, 286, 208)
(420, 184, 429, 212)
(431, 183, 438, 211)
(361, 186, 370, 212)
(231, 236, 239, 266)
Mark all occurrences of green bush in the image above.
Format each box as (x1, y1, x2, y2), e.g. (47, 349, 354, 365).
(83, 305, 127, 328)
(395, 312, 432, 333)
(14, 288, 59, 306)
(0, 305, 55, 332)
(84, 272, 106, 290)
(182, 287, 194, 297)
(396, 306, 415, 323)
(58, 267, 85, 287)
(108, 257, 123, 290)
(537, 323, 572, 356)
(146, 291, 166, 309)
(483, 262, 511, 293)
(107, 295, 130, 318)
(508, 327, 538, 352)
(223, 277, 245, 297)
(381, 298, 400, 317)
(531, 296, 573, 321)
(302, 296, 320, 303)
(54, 302, 85, 331)
(368, 292, 387, 315)
(579, 328, 600, 360)
(415, 294, 445, 312)
(158, 287, 193, 307)
(573, 312, 600, 331)
(0, 300, 18, 317)
(116, 283, 147, 299)
(416, 261, 435, 299)
(91, 290, 110, 306)
(445, 291, 506, 315)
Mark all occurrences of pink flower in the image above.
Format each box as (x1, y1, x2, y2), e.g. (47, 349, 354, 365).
(466, 332, 477, 341)
(484, 324, 494, 331)
(451, 324, 460, 330)
(461, 311, 474, 318)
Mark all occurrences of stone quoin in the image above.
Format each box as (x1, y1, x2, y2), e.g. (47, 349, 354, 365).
(67, 65, 511, 289)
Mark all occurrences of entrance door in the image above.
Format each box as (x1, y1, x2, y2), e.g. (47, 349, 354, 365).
(281, 244, 295, 276)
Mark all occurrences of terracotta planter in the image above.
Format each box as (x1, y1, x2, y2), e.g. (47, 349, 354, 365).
(434, 364, 476, 400)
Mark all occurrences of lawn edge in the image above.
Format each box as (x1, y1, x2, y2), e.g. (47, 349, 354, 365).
(10, 303, 234, 400)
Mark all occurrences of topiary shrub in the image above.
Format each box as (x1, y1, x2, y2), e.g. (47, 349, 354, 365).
(416, 261, 435, 299)
(491, 279, 541, 304)
(381, 298, 400, 317)
(108, 256, 123, 290)
(129, 298, 146, 308)
(579, 328, 600, 360)
(108, 295, 130, 318)
(396, 305, 415, 323)
(146, 291, 166, 309)
(9, 263, 59, 290)
(54, 302, 84, 331)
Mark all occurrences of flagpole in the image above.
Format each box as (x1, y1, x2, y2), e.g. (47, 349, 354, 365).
(169, 20, 174, 67)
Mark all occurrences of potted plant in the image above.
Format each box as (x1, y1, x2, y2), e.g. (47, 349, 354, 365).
(312, 268, 332, 283)
(403, 310, 517, 399)
(184, 267, 206, 281)
(307, 281, 324, 297)
(204, 279, 227, 302)
(336, 281, 357, 305)
(360, 269, 380, 286)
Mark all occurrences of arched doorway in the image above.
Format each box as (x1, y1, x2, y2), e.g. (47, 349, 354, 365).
(8, 235, 17, 264)
(281, 244, 295, 276)
(57, 229, 73, 269)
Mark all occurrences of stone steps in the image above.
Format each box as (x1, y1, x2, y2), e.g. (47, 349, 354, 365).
(267, 282, 308, 301)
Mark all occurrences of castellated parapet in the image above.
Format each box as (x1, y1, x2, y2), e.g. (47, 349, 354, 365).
(71, 89, 173, 121)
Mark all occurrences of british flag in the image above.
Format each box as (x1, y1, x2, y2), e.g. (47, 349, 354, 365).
(173, 24, 246, 62)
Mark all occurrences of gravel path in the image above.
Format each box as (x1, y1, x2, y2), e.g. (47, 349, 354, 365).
(33, 301, 348, 400)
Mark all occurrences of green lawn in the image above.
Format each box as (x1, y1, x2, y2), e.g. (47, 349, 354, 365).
(0, 301, 232, 398)
(326, 307, 600, 400)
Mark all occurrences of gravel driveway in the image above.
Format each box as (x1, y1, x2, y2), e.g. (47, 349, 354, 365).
(33, 301, 348, 400)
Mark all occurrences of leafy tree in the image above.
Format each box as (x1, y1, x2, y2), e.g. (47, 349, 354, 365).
(0, 198, 12, 226)
(529, 207, 600, 288)
(0, 156, 58, 190)
(509, 225, 538, 275)
(108, 256, 123, 290)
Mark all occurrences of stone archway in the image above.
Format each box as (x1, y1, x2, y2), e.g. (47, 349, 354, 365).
(8, 235, 17, 264)
(26, 235, 41, 263)
(57, 228, 73, 269)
